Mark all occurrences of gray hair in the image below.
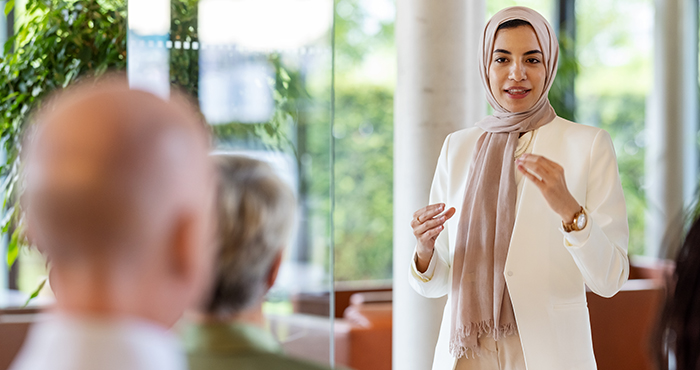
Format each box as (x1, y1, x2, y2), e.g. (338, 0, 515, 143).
(203, 154, 296, 316)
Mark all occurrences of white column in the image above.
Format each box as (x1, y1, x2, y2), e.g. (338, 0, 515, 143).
(646, 0, 698, 258)
(393, 0, 485, 369)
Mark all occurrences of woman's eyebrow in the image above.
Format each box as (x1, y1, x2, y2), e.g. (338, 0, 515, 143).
(493, 49, 542, 55)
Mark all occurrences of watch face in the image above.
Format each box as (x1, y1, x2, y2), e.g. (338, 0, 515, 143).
(576, 213, 587, 230)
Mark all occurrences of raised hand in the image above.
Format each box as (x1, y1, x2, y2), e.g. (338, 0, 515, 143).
(515, 153, 581, 223)
(411, 203, 456, 273)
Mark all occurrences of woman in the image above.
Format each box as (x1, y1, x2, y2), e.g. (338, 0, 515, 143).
(409, 6, 629, 370)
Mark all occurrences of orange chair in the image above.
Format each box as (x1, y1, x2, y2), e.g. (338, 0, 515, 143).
(340, 292, 392, 370)
(0, 310, 38, 370)
(586, 259, 670, 370)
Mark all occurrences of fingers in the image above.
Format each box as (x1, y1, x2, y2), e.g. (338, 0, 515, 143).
(414, 222, 444, 255)
(517, 164, 543, 184)
(517, 164, 543, 183)
(515, 154, 577, 219)
(411, 204, 456, 253)
(517, 155, 553, 177)
(443, 206, 457, 221)
(519, 154, 563, 173)
(412, 203, 446, 225)
(413, 213, 448, 236)
(421, 224, 444, 240)
(516, 154, 564, 185)
(411, 204, 456, 228)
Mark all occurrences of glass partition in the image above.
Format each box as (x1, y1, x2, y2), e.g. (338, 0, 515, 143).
(332, 0, 395, 284)
(330, 1, 395, 367)
(128, 0, 335, 366)
(575, 0, 652, 255)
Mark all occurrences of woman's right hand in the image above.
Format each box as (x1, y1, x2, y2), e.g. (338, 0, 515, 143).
(411, 203, 456, 273)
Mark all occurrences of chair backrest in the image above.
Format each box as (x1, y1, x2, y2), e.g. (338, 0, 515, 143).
(342, 295, 392, 370)
(628, 256, 674, 281)
(0, 312, 38, 370)
(587, 279, 664, 370)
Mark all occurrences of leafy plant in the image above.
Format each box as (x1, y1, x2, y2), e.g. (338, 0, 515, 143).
(549, 33, 578, 121)
(579, 93, 646, 255)
(2, 0, 309, 281)
(0, 0, 126, 270)
(332, 85, 393, 280)
(170, 0, 198, 98)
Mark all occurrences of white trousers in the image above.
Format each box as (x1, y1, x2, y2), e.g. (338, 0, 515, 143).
(453, 334, 526, 370)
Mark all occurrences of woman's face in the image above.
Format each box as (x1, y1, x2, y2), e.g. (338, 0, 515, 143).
(488, 25, 546, 113)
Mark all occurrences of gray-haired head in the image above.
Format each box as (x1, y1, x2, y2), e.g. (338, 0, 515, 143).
(203, 154, 296, 317)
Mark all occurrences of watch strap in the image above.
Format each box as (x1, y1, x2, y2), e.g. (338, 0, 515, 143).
(562, 206, 585, 232)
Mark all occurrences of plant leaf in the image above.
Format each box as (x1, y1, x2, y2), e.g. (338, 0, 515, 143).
(1, 205, 14, 233)
(23, 278, 47, 307)
(7, 226, 19, 267)
(4, 0, 14, 16)
(1, 91, 17, 103)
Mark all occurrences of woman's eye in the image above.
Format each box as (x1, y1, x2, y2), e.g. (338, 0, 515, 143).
(495, 57, 507, 63)
(527, 58, 541, 64)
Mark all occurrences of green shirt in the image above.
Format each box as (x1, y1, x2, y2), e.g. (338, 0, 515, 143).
(183, 322, 334, 370)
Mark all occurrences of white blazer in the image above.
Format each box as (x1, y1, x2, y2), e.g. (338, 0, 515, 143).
(409, 117, 629, 370)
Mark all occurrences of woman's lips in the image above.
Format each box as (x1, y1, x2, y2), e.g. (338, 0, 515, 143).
(504, 88, 531, 100)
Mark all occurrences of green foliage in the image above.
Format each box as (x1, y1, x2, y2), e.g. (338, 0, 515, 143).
(210, 55, 308, 154)
(170, 0, 198, 98)
(0, 0, 127, 268)
(332, 85, 393, 280)
(574, 0, 652, 255)
(23, 276, 45, 306)
(6, 225, 18, 266)
(331, 0, 395, 281)
(334, 0, 393, 73)
(578, 94, 646, 255)
(549, 34, 578, 121)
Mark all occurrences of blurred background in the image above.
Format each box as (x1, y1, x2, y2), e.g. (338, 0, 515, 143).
(0, 0, 692, 369)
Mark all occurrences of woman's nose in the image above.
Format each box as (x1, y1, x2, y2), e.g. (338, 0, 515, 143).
(508, 62, 526, 81)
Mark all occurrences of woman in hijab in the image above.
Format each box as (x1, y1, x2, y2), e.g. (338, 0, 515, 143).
(408, 6, 629, 370)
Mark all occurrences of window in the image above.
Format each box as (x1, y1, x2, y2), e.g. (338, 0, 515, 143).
(576, 0, 652, 255)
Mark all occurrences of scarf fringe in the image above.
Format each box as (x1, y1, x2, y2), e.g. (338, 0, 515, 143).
(449, 320, 518, 359)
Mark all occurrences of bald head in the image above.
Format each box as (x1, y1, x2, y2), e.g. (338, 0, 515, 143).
(24, 78, 214, 264)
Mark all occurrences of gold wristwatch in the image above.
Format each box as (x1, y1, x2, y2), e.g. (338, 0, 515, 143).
(562, 206, 587, 233)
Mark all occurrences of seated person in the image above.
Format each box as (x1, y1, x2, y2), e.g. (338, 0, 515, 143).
(184, 154, 332, 370)
(11, 78, 216, 370)
(655, 213, 700, 370)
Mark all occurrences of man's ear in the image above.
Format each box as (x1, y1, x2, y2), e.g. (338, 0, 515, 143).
(265, 249, 284, 290)
(170, 212, 198, 281)
(168, 209, 217, 311)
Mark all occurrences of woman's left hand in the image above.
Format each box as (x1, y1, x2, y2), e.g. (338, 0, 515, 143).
(515, 153, 581, 222)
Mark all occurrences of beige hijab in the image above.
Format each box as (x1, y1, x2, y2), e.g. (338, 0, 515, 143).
(449, 6, 559, 358)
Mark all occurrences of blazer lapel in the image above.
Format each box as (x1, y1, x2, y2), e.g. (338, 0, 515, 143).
(507, 120, 562, 264)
